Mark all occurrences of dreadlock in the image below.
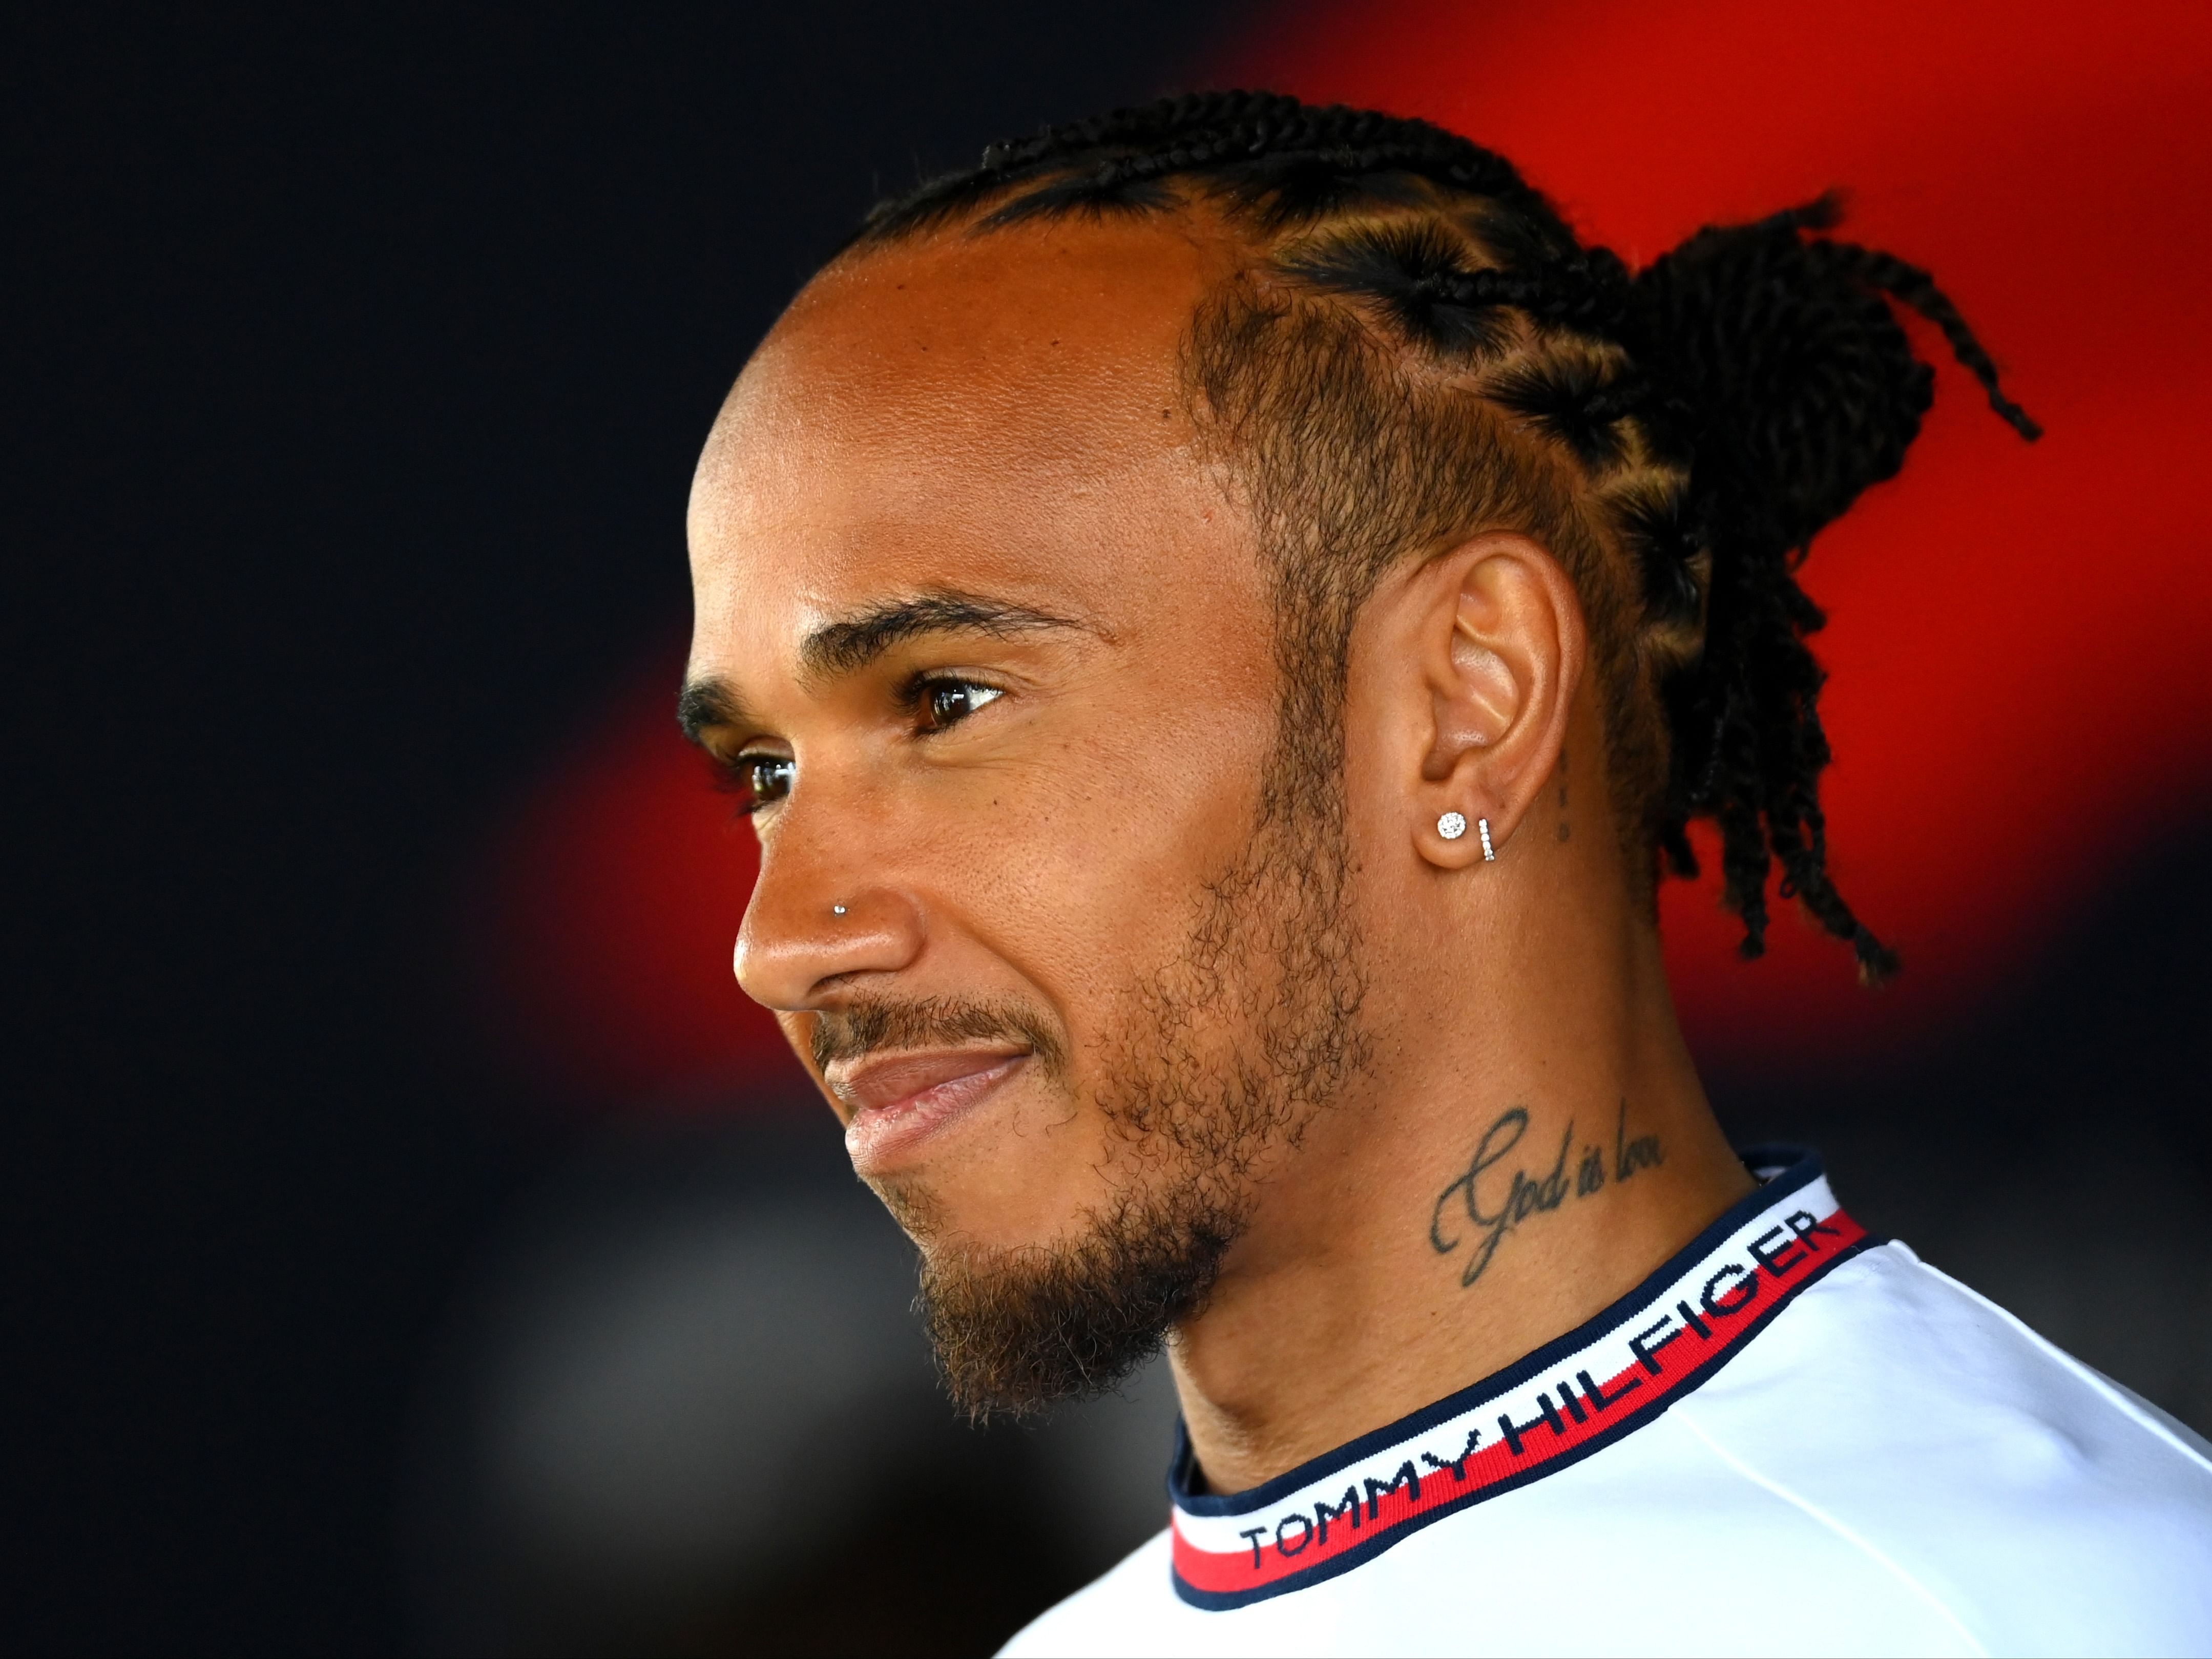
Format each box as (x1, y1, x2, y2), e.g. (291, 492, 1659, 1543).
(843, 91, 2038, 984)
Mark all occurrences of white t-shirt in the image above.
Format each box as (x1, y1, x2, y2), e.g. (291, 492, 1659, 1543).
(1003, 1151, 2212, 1657)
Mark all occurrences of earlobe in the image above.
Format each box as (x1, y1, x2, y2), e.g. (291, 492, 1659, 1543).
(1422, 808, 1498, 869)
(1434, 812, 1498, 861)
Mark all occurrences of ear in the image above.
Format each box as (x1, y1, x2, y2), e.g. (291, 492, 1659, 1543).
(1364, 533, 1585, 869)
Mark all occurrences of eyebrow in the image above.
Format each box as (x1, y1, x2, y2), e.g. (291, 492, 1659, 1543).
(676, 677, 756, 748)
(675, 590, 1093, 748)
(798, 591, 1089, 680)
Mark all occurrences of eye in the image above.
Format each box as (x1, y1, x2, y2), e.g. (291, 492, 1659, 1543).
(917, 678, 1005, 732)
(727, 753, 794, 814)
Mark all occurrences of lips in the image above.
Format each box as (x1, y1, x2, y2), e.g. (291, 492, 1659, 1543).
(828, 1047, 1028, 1172)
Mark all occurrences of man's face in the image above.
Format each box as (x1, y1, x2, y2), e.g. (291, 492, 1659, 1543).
(684, 219, 1366, 1406)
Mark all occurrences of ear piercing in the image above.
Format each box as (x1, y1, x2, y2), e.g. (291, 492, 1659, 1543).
(831, 904, 847, 916)
(1437, 812, 1498, 861)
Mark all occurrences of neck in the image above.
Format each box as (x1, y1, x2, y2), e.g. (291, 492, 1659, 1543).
(1167, 905, 1753, 1496)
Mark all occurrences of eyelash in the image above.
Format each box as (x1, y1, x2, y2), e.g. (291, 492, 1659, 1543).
(726, 675, 1006, 815)
(899, 671, 1007, 732)
(722, 753, 795, 817)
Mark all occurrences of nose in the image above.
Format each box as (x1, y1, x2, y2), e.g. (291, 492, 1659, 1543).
(733, 826, 925, 1012)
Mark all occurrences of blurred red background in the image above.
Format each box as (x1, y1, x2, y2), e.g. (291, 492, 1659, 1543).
(481, 0, 2212, 1102)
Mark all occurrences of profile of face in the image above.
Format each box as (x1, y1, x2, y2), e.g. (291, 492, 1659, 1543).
(683, 220, 1376, 1414)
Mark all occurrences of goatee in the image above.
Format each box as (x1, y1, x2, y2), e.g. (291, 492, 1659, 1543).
(912, 1185, 1239, 1420)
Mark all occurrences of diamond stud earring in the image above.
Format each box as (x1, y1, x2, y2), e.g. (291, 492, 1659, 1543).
(1478, 818, 1496, 862)
(1437, 811, 1467, 841)
(831, 904, 847, 916)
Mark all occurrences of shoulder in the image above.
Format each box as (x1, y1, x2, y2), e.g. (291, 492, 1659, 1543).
(1675, 1239, 2212, 1651)
(1748, 1239, 2212, 1480)
(998, 1529, 1181, 1659)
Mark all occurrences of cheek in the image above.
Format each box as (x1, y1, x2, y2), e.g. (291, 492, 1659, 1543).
(933, 707, 1272, 1031)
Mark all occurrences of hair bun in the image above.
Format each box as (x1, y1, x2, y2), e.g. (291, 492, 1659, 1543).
(1630, 194, 2038, 554)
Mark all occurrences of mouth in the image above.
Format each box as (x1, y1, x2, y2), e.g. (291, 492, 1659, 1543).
(828, 1046, 1029, 1173)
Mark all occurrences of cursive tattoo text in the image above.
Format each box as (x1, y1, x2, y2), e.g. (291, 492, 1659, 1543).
(1430, 1098, 1665, 1289)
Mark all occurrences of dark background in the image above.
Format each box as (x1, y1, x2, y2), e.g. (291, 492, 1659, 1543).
(8, 7, 2207, 1657)
(7, 8, 1246, 1652)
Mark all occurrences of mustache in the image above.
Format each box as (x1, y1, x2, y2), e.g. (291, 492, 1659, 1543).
(810, 996, 1067, 1078)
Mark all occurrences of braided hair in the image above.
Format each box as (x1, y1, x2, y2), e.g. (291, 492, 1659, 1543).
(847, 91, 2038, 983)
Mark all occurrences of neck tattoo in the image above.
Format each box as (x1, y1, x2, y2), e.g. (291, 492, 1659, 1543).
(1430, 1098, 1664, 1289)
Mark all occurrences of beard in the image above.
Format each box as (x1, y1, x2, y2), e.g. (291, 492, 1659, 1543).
(810, 720, 1371, 1420)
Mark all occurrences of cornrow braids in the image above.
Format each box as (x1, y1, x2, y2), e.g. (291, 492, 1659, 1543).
(845, 93, 2037, 984)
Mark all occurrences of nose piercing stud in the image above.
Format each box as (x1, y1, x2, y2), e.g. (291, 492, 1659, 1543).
(831, 904, 847, 916)
(1478, 818, 1496, 862)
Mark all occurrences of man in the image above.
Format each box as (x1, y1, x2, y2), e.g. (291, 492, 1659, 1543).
(678, 93, 2212, 1654)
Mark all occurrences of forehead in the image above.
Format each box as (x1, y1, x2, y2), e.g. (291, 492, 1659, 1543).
(686, 217, 1259, 672)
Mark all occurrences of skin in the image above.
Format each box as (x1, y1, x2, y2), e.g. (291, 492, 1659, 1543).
(684, 213, 1754, 1495)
